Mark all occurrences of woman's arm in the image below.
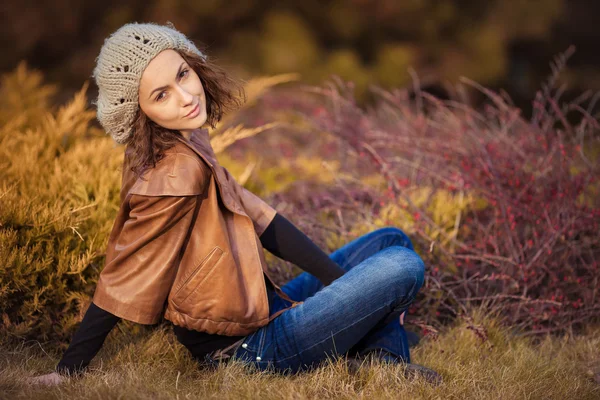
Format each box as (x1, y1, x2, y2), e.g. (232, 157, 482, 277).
(259, 215, 407, 324)
(33, 192, 197, 384)
(29, 302, 120, 386)
(54, 301, 121, 377)
(259, 213, 346, 286)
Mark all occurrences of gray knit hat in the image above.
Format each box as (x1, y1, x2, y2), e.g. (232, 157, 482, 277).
(92, 21, 207, 144)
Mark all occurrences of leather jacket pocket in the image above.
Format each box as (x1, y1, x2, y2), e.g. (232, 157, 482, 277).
(171, 246, 224, 307)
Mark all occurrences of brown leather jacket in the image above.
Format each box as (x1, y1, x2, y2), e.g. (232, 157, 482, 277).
(92, 128, 303, 336)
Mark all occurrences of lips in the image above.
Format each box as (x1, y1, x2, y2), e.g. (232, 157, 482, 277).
(184, 103, 199, 118)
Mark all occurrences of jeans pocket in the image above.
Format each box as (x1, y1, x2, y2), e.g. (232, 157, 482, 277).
(238, 326, 267, 355)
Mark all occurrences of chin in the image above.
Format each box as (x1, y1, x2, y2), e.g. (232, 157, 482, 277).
(194, 115, 208, 128)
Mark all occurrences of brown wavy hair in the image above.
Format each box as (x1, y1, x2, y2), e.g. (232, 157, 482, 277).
(125, 48, 246, 180)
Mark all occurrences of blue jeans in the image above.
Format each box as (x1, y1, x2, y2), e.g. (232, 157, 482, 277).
(229, 226, 425, 374)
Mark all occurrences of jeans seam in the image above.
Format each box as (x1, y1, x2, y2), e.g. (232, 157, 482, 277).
(257, 326, 266, 356)
(243, 326, 266, 354)
(275, 302, 392, 363)
(401, 328, 410, 363)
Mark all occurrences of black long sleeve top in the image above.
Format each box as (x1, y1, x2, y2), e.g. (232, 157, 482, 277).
(55, 212, 346, 376)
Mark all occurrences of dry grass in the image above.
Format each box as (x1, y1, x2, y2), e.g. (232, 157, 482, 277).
(2, 309, 599, 400)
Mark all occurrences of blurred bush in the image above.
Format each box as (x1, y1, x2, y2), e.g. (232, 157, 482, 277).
(253, 63, 599, 336)
(2, 0, 578, 104)
(0, 62, 124, 343)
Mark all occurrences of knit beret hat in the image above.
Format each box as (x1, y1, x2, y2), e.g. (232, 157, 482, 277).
(92, 21, 207, 144)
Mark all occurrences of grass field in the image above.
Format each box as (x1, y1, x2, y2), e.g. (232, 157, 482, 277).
(2, 309, 599, 400)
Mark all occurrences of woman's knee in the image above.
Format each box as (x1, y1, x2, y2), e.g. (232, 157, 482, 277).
(372, 226, 414, 250)
(377, 245, 425, 292)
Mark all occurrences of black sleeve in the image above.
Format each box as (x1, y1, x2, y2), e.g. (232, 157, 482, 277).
(55, 301, 120, 377)
(172, 325, 244, 367)
(259, 213, 346, 286)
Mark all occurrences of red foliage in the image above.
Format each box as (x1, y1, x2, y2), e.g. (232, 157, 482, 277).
(258, 65, 600, 336)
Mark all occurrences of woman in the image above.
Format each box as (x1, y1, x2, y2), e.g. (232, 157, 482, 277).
(29, 22, 441, 386)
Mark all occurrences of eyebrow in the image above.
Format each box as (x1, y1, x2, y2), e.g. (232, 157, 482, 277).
(148, 62, 186, 100)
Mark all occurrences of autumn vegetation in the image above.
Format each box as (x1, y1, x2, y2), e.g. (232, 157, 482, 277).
(1, 53, 599, 398)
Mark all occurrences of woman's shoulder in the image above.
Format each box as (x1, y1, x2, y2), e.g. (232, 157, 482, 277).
(128, 142, 212, 197)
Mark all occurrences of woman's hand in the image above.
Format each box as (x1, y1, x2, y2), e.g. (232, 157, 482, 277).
(400, 311, 406, 325)
(28, 372, 66, 386)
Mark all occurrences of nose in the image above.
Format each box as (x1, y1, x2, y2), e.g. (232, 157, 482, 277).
(176, 84, 195, 108)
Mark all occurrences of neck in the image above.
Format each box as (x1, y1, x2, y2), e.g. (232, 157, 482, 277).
(180, 130, 193, 141)
(180, 127, 207, 141)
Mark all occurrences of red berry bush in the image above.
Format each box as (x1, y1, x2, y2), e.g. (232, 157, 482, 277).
(256, 58, 599, 336)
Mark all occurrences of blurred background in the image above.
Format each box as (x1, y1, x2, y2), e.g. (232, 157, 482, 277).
(2, 0, 598, 113)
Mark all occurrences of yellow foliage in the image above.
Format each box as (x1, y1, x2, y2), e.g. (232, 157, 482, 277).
(209, 122, 281, 154)
(241, 73, 302, 107)
(444, 24, 508, 84)
(373, 43, 417, 89)
(321, 49, 372, 98)
(259, 11, 322, 74)
(0, 64, 140, 340)
(0, 60, 58, 129)
(218, 151, 341, 195)
(323, 186, 487, 274)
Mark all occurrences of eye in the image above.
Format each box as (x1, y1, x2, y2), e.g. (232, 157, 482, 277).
(155, 69, 190, 102)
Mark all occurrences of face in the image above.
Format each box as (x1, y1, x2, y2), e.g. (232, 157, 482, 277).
(138, 49, 207, 137)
